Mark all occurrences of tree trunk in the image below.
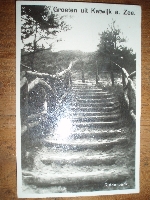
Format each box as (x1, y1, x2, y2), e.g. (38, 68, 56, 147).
(110, 60, 114, 86)
(96, 61, 99, 84)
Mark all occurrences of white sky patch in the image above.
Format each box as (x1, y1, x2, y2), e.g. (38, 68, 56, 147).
(51, 5, 140, 53)
(21, 3, 140, 54)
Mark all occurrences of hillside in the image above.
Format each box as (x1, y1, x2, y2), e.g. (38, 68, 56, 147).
(21, 49, 94, 73)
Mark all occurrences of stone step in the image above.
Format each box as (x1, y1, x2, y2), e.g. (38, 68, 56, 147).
(23, 168, 129, 187)
(41, 154, 116, 166)
(70, 129, 123, 139)
(76, 97, 117, 103)
(72, 120, 122, 129)
(72, 86, 98, 89)
(72, 86, 96, 89)
(72, 82, 95, 86)
(71, 114, 121, 122)
(70, 104, 120, 112)
(72, 86, 97, 90)
(77, 93, 115, 99)
(76, 91, 113, 96)
(68, 109, 120, 116)
(71, 86, 103, 92)
(72, 91, 109, 95)
(71, 88, 103, 94)
(44, 137, 128, 151)
(73, 101, 120, 108)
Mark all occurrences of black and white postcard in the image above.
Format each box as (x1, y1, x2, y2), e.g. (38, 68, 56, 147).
(16, 1, 141, 198)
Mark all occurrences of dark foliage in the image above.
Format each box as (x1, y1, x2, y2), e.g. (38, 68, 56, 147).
(96, 20, 136, 74)
(21, 5, 70, 52)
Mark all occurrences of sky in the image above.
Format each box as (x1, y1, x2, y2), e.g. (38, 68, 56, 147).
(20, 2, 141, 54)
(49, 2, 141, 53)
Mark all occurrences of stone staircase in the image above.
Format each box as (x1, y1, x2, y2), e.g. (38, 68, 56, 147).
(23, 81, 133, 193)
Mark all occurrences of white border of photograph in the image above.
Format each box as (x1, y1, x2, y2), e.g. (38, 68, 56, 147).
(16, 1, 141, 198)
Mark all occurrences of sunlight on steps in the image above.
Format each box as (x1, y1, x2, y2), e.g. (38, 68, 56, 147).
(22, 80, 135, 194)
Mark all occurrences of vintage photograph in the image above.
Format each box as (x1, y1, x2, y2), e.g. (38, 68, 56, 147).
(16, 1, 141, 198)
